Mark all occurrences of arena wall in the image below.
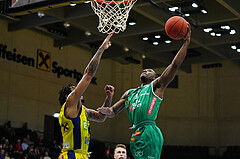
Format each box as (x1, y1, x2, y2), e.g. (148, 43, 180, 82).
(1, 19, 240, 146)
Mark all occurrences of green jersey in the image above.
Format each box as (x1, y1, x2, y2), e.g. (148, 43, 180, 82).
(125, 82, 163, 126)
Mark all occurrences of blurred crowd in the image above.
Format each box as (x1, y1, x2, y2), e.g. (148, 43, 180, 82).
(0, 121, 61, 159)
(0, 120, 132, 159)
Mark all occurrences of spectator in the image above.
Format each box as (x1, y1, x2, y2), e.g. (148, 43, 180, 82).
(5, 152, 10, 159)
(23, 155, 28, 159)
(0, 149, 5, 159)
(4, 139, 9, 150)
(114, 144, 127, 159)
(49, 140, 60, 159)
(104, 144, 112, 159)
(26, 134, 33, 146)
(34, 147, 41, 159)
(1, 143, 7, 152)
(22, 138, 29, 151)
(15, 139, 23, 158)
(7, 144, 15, 158)
(27, 145, 34, 158)
(36, 136, 45, 153)
(28, 146, 40, 159)
(43, 151, 51, 159)
(0, 136, 5, 145)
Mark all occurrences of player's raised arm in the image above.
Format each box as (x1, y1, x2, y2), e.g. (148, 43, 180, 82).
(153, 25, 191, 98)
(97, 90, 129, 118)
(66, 33, 113, 107)
(84, 85, 114, 122)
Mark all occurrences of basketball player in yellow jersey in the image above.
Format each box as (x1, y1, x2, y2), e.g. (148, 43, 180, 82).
(58, 33, 114, 159)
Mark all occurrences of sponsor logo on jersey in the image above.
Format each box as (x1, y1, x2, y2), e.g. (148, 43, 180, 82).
(148, 97, 157, 115)
(130, 99, 142, 112)
(61, 122, 70, 132)
(83, 121, 88, 130)
(140, 91, 150, 96)
(63, 142, 70, 149)
(135, 151, 143, 157)
(125, 100, 129, 106)
(85, 137, 89, 145)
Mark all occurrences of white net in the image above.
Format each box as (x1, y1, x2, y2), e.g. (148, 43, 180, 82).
(91, 0, 137, 34)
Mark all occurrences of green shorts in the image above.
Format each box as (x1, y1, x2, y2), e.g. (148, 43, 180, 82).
(130, 120, 164, 159)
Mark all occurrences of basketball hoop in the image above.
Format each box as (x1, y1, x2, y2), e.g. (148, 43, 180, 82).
(90, 0, 137, 34)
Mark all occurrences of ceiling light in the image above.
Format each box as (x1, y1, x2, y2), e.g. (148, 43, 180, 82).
(129, 22, 136, 26)
(201, 9, 207, 14)
(184, 13, 190, 17)
(128, 18, 137, 26)
(210, 32, 216, 36)
(221, 25, 230, 30)
(155, 35, 161, 39)
(85, 31, 91, 36)
(142, 54, 146, 59)
(37, 11, 45, 18)
(204, 25, 236, 37)
(124, 47, 129, 52)
(165, 40, 171, 44)
(192, 3, 198, 8)
(169, 7, 178, 12)
(231, 45, 237, 50)
(229, 29, 236, 35)
(142, 37, 148, 41)
(204, 28, 213, 33)
(153, 42, 159, 45)
(237, 49, 240, 53)
(84, 1, 91, 3)
(64, 22, 70, 28)
(70, 2, 76, 6)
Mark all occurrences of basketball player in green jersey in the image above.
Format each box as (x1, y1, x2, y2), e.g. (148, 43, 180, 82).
(58, 33, 114, 159)
(98, 26, 191, 159)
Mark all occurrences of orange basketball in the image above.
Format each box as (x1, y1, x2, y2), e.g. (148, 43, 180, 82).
(165, 16, 188, 40)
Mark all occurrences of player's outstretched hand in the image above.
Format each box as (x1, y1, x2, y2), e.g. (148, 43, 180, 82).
(184, 24, 191, 42)
(100, 32, 114, 51)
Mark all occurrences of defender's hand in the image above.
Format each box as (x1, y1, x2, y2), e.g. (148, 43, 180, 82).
(100, 32, 114, 51)
(97, 107, 111, 115)
(105, 85, 114, 96)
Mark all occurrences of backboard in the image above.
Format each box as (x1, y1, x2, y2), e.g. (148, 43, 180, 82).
(5, 0, 88, 16)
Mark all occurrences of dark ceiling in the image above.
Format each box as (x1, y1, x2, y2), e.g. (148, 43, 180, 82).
(1, 0, 240, 73)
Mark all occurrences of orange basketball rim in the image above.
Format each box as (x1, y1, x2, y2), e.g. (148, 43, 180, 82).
(94, 0, 135, 4)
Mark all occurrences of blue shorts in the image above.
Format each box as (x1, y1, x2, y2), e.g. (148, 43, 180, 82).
(59, 150, 88, 159)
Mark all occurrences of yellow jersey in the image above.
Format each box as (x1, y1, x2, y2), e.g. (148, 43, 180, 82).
(59, 103, 90, 155)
